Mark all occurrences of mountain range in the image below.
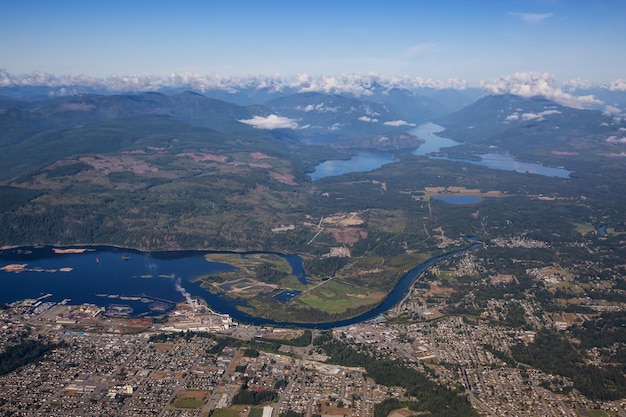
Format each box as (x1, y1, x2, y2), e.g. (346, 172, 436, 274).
(1, 85, 625, 182)
(1, 80, 626, 256)
(437, 94, 626, 168)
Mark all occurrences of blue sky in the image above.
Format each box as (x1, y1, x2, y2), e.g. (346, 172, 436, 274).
(2, 0, 625, 84)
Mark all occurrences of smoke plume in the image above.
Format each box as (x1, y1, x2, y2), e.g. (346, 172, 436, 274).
(172, 274, 193, 306)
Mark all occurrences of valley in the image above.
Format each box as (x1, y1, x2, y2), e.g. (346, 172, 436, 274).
(2, 84, 626, 415)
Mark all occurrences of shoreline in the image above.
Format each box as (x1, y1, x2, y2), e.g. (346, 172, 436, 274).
(1, 243, 266, 255)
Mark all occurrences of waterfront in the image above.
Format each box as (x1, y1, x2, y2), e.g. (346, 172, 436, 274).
(0, 244, 475, 328)
(0, 246, 234, 316)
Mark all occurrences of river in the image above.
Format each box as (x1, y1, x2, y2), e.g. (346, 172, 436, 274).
(0, 244, 475, 329)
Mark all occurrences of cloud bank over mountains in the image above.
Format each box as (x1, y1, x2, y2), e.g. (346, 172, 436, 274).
(1, 69, 624, 113)
(480, 72, 604, 109)
(480, 72, 626, 115)
(0, 69, 468, 95)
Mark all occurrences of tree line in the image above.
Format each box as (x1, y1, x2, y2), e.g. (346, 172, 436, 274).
(315, 333, 478, 417)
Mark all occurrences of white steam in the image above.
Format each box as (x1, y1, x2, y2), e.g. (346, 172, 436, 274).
(171, 274, 193, 306)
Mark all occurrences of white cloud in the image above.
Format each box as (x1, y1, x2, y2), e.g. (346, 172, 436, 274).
(606, 136, 626, 144)
(505, 114, 520, 121)
(609, 79, 626, 91)
(521, 109, 561, 121)
(2, 69, 619, 103)
(510, 12, 553, 24)
(294, 74, 373, 96)
(238, 114, 298, 129)
(603, 105, 623, 116)
(298, 103, 338, 113)
(329, 123, 342, 131)
(384, 120, 416, 127)
(480, 72, 603, 109)
(358, 116, 378, 123)
(289, 73, 467, 94)
(364, 106, 380, 117)
(564, 78, 592, 91)
(0, 69, 472, 96)
(521, 113, 541, 121)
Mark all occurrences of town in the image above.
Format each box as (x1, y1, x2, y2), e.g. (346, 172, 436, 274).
(2, 257, 625, 417)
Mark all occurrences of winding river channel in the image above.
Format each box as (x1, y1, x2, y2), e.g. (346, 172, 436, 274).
(0, 244, 476, 329)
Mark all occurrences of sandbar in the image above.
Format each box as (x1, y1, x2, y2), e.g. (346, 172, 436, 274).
(53, 248, 88, 254)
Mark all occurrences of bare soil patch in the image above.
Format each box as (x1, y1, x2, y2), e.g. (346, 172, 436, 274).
(177, 152, 228, 163)
(79, 155, 158, 175)
(250, 152, 273, 159)
(154, 343, 174, 351)
(178, 390, 207, 400)
(270, 172, 297, 185)
(325, 227, 367, 245)
(425, 283, 455, 297)
(320, 403, 353, 416)
(389, 407, 417, 417)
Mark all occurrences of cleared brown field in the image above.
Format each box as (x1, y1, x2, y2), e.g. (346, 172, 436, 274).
(154, 343, 174, 351)
(177, 390, 207, 400)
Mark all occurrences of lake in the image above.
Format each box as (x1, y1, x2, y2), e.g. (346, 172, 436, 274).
(433, 153, 572, 178)
(309, 123, 572, 180)
(307, 151, 397, 181)
(411, 122, 461, 155)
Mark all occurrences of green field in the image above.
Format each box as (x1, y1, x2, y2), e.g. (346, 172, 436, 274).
(299, 280, 385, 314)
(201, 253, 295, 284)
(586, 409, 613, 417)
(248, 408, 265, 417)
(173, 398, 204, 409)
(574, 223, 596, 235)
(606, 227, 626, 236)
